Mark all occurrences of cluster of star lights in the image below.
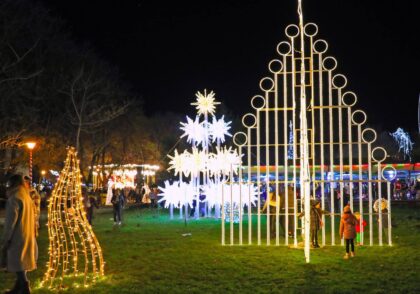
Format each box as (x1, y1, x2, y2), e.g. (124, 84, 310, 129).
(42, 147, 104, 289)
(160, 90, 256, 218)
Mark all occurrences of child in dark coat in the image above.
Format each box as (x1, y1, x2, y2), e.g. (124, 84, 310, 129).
(339, 205, 357, 259)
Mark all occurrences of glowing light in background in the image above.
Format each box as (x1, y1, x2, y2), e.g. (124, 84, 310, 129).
(390, 127, 414, 161)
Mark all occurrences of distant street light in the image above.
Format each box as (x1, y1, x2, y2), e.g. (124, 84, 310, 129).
(39, 170, 46, 187)
(25, 142, 36, 184)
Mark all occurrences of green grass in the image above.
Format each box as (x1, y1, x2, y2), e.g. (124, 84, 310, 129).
(1, 205, 420, 293)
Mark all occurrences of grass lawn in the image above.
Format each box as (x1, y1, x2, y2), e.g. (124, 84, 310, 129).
(1, 205, 420, 293)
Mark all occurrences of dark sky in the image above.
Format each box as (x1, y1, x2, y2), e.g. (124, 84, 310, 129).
(38, 0, 419, 132)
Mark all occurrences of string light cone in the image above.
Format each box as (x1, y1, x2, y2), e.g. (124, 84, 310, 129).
(42, 147, 104, 289)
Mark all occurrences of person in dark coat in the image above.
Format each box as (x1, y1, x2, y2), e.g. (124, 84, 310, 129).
(111, 189, 125, 225)
(1, 174, 38, 293)
(86, 193, 99, 225)
(299, 199, 328, 248)
(339, 205, 357, 259)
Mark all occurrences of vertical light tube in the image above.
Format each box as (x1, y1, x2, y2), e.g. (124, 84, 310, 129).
(378, 163, 383, 246)
(298, 2, 311, 262)
(310, 36, 316, 206)
(318, 52, 326, 246)
(179, 173, 183, 219)
(387, 181, 392, 246)
(357, 125, 364, 244)
(239, 146, 243, 245)
(282, 58, 288, 246)
(257, 109, 261, 245)
(221, 182, 225, 245)
(328, 70, 335, 245)
(291, 37, 298, 248)
(247, 127, 252, 244)
(367, 143, 373, 246)
(230, 164, 234, 245)
(348, 108, 354, 212)
(265, 91, 270, 246)
(338, 90, 344, 246)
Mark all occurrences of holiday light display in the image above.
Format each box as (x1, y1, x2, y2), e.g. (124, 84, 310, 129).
(227, 0, 393, 262)
(42, 147, 104, 288)
(191, 89, 220, 116)
(162, 90, 249, 220)
(390, 128, 414, 161)
(209, 116, 232, 143)
(180, 116, 206, 146)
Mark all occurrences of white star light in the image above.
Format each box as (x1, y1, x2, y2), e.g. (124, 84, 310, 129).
(191, 89, 221, 116)
(168, 149, 189, 176)
(158, 181, 197, 208)
(183, 147, 207, 176)
(209, 116, 232, 143)
(221, 182, 259, 207)
(215, 147, 243, 176)
(180, 116, 205, 146)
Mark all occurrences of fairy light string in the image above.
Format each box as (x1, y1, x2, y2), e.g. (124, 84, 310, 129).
(42, 147, 104, 289)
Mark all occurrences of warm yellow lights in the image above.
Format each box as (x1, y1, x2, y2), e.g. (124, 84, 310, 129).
(41, 170, 46, 176)
(25, 141, 36, 150)
(42, 147, 104, 289)
(191, 89, 220, 116)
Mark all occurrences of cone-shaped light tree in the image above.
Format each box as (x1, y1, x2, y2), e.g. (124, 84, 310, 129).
(42, 147, 104, 289)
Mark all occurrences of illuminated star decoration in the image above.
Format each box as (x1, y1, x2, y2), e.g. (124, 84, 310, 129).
(158, 181, 196, 208)
(184, 147, 207, 176)
(208, 115, 232, 143)
(216, 146, 243, 176)
(191, 89, 221, 117)
(180, 116, 205, 146)
(390, 128, 414, 161)
(168, 149, 189, 176)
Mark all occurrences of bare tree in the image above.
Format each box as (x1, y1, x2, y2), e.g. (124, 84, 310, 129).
(61, 64, 132, 151)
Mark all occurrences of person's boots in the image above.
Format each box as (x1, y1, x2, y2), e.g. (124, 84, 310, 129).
(20, 281, 31, 294)
(4, 280, 20, 294)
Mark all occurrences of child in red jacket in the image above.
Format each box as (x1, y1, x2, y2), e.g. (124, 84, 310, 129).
(354, 212, 367, 246)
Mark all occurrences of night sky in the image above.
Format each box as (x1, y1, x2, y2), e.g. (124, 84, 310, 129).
(38, 0, 419, 132)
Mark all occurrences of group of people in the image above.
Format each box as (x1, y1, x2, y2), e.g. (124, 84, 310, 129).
(303, 200, 372, 259)
(263, 187, 371, 259)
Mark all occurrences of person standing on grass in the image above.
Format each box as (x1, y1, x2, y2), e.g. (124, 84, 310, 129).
(1, 174, 38, 294)
(354, 211, 367, 246)
(111, 189, 124, 225)
(339, 205, 357, 259)
(86, 192, 99, 225)
(298, 199, 328, 248)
